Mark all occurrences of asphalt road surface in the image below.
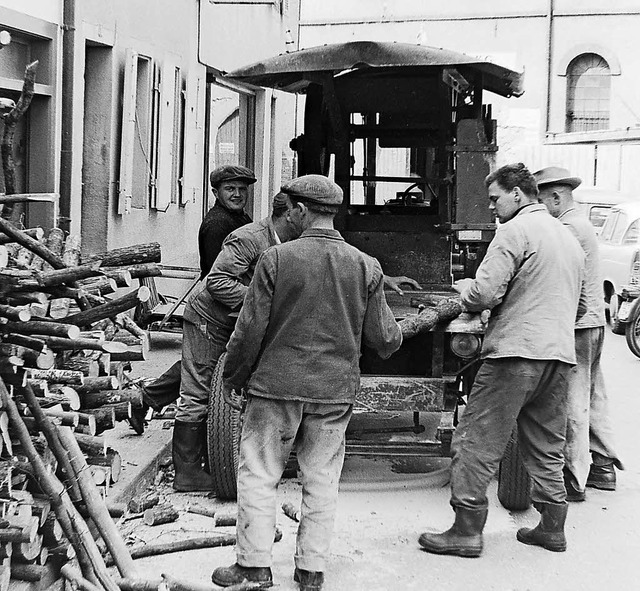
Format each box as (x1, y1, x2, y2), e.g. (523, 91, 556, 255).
(124, 329, 640, 591)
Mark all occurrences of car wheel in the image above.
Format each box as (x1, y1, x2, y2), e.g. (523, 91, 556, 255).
(625, 298, 640, 358)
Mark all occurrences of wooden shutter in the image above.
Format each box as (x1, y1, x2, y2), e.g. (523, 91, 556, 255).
(118, 48, 138, 215)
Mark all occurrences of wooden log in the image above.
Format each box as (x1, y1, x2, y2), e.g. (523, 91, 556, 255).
(30, 494, 51, 526)
(1, 335, 45, 355)
(62, 235, 81, 267)
(26, 369, 83, 385)
(41, 513, 63, 546)
(61, 357, 99, 378)
(38, 336, 125, 354)
(48, 298, 71, 320)
(80, 389, 142, 410)
(116, 314, 148, 340)
(82, 407, 115, 434)
(0, 321, 80, 340)
(142, 504, 178, 526)
(106, 263, 162, 280)
(98, 353, 111, 377)
(27, 409, 78, 429)
(60, 563, 102, 591)
(73, 433, 106, 457)
(38, 263, 103, 288)
(74, 276, 118, 295)
(115, 579, 161, 591)
(0, 383, 106, 585)
(0, 306, 30, 323)
(0, 566, 8, 591)
(82, 243, 161, 267)
(64, 288, 151, 328)
(0, 521, 37, 544)
(56, 427, 137, 578)
(86, 449, 121, 484)
(75, 377, 119, 394)
(46, 386, 81, 411)
(0, 219, 64, 269)
(14, 245, 34, 269)
(88, 465, 110, 486)
(0, 228, 43, 245)
(127, 492, 159, 514)
(0, 345, 53, 370)
(2, 293, 47, 307)
(163, 574, 271, 591)
(9, 563, 45, 582)
(102, 402, 132, 422)
(100, 269, 132, 288)
(13, 533, 42, 562)
(108, 348, 147, 362)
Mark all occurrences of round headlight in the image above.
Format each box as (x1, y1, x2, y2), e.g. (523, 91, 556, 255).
(450, 333, 482, 359)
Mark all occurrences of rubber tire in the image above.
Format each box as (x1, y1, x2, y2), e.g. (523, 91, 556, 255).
(609, 294, 626, 335)
(625, 298, 640, 358)
(498, 427, 532, 511)
(206, 352, 242, 500)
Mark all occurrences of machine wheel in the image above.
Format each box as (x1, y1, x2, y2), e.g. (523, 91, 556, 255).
(625, 298, 640, 358)
(498, 427, 532, 511)
(206, 352, 242, 500)
(609, 294, 626, 335)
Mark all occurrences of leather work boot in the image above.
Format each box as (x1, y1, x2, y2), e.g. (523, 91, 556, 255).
(294, 568, 324, 591)
(211, 563, 273, 588)
(564, 470, 586, 502)
(516, 502, 568, 552)
(586, 456, 616, 491)
(172, 420, 215, 492)
(418, 506, 488, 558)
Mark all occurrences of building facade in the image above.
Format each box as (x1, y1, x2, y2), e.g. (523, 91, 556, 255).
(0, 0, 300, 273)
(299, 0, 640, 193)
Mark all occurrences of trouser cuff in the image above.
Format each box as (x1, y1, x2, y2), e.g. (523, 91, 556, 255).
(236, 552, 272, 568)
(294, 554, 325, 573)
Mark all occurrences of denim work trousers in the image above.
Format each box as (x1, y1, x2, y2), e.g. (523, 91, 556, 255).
(236, 395, 352, 572)
(564, 327, 623, 490)
(175, 317, 232, 422)
(451, 358, 571, 509)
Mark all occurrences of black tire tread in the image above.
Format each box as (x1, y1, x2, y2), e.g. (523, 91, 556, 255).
(625, 299, 640, 358)
(498, 428, 532, 511)
(206, 352, 242, 500)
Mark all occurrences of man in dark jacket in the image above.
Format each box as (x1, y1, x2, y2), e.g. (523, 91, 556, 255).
(130, 165, 255, 434)
(211, 175, 404, 591)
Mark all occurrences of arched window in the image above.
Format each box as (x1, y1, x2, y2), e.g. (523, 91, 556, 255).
(566, 53, 611, 132)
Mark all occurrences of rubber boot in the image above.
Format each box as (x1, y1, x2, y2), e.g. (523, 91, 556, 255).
(418, 506, 488, 558)
(516, 502, 567, 552)
(211, 563, 272, 588)
(294, 568, 324, 591)
(172, 420, 216, 492)
(587, 453, 616, 490)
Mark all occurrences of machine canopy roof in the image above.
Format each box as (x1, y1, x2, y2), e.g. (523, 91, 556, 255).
(223, 40, 524, 98)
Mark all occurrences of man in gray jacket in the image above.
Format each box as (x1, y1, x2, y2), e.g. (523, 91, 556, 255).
(535, 166, 623, 501)
(418, 163, 586, 557)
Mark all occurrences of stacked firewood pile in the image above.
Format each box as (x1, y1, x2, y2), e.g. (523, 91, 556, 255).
(0, 219, 172, 590)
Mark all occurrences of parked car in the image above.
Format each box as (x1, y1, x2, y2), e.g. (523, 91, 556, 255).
(598, 201, 640, 333)
(573, 187, 636, 235)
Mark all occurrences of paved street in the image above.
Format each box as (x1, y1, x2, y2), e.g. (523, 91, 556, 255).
(124, 330, 640, 591)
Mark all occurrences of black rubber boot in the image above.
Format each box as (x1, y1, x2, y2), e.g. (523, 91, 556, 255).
(587, 453, 616, 490)
(294, 568, 324, 591)
(418, 507, 488, 558)
(211, 563, 273, 588)
(516, 502, 568, 552)
(172, 420, 215, 492)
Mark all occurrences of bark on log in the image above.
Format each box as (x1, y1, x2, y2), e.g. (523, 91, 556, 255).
(61, 357, 99, 378)
(80, 389, 142, 410)
(60, 563, 103, 591)
(108, 348, 147, 362)
(62, 235, 82, 267)
(0, 381, 106, 585)
(41, 513, 63, 546)
(75, 377, 119, 394)
(0, 228, 43, 245)
(86, 449, 121, 484)
(27, 369, 84, 385)
(0, 305, 30, 322)
(101, 270, 132, 288)
(57, 427, 137, 578)
(47, 386, 81, 411)
(1, 334, 45, 354)
(74, 433, 106, 457)
(1, 61, 38, 221)
(83, 407, 115, 434)
(115, 579, 162, 591)
(64, 288, 151, 328)
(116, 314, 148, 340)
(48, 297, 71, 320)
(142, 504, 178, 526)
(106, 263, 162, 280)
(127, 492, 160, 515)
(82, 243, 161, 267)
(9, 563, 45, 582)
(0, 219, 64, 269)
(13, 533, 42, 561)
(0, 320, 80, 340)
(163, 574, 271, 591)
(75, 276, 118, 296)
(40, 336, 125, 354)
(101, 402, 132, 422)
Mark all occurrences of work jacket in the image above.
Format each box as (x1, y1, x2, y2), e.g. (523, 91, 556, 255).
(460, 203, 585, 364)
(223, 228, 403, 403)
(187, 216, 279, 328)
(558, 207, 605, 329)
(198, 201, 251, 280)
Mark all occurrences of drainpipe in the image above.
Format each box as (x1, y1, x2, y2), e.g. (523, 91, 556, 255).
(544, 0, 554, 135)
(59, 0, 76, 233)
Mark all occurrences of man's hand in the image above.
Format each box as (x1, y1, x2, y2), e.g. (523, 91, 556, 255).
(384, 275, 423, 295)
(222, 383, 243, 411)
(453, 278, 474, 294)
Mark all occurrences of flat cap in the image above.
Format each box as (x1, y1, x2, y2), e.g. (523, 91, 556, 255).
(281, 174, 343, 205)
(209, 165, 257, 189)
(533, 166, 582, 190)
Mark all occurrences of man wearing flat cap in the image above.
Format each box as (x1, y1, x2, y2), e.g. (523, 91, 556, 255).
(535, 166, 623, 502)
(212, 174, 405, 590)
(171, 189, 304, 492)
